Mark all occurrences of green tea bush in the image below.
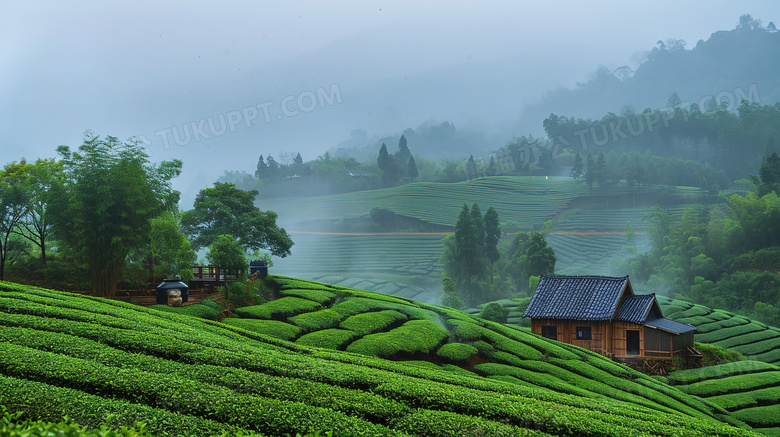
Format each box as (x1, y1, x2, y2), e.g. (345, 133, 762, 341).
(346, 320, 448, 359)
(696, 323, 766, 343)
(680, 372, 780, 397)
(288, 309, 344, 332)
(295, 329, 359, 349)
(148, 303, 221, 320)
(695, 342, 744, 366)
(478, 302, 508, 324)
(732, 404, 780, 427)
(221, 318, 302, 341)
(279, 288, 336, 305)
(235, 297, 322, 320)
(435, 343, 478, 364)
(339, 310, 407, 335)
(668, 360, 777, 385)
(715, 330, 780, 349)
(708, 385, 780, 410)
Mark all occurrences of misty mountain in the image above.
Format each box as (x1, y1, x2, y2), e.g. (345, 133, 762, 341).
(522, 18, 780, 122)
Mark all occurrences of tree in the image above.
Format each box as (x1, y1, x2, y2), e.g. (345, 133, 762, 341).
(570, 153, 583, 179)
(255, 155, 268, 179)
(377, 143, 400, 187)
(0, 160, 32, 280)
(148, 211, 197, 282)
(12, 158, 62, 268)
(768, 22, 777, 32)
(454, 203, 480, 304)
(483, 207, 501, 280)
(180, 182, 293, 257)
(595, 153, 607, 186)
(406, 156, 419, 181)
(265, 156, 280, 181)
(395, 135, 411, 173)
(585, 154, 595, 188)
(206, 234, 248, 279)
(757, 152, 780, 196)
(48, 132, 182, 297)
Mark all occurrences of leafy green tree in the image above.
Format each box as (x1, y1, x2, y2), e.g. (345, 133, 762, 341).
(0, 160, 32, 280)
(479, 302, 508, 323)
(265, 156, 280, 182)
(180, 182, 293, 257)
(585, 154, 595, 188)
(149, 211, 197, 282)
(48, 133, 182, 297)
(206, 234, 248, 280)
(757, 152, 780, 196)
(255, 155, 268, 179)
(483, 207, 501, 280)
(570, 153, 583, 179)
(440, 276, 464, 309)
(12, 158, 62, 268)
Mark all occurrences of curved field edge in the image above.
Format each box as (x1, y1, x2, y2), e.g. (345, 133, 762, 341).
(0, 279, 759, 437)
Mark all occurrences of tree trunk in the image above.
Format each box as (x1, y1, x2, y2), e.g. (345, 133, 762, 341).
(40, 237, 47, 269)
(148, 250, 154, 284)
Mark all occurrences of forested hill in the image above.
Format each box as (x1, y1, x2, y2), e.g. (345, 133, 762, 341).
(525, 15, 780, 121)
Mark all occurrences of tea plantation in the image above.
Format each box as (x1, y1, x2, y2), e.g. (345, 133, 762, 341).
(667, 361, 780, 435)
(0, 278, 763, 436)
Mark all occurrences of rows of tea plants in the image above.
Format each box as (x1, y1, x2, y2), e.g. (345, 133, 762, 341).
(272, 233, 444, 282)
(264, 177, 707, 230)
(668, 361, 780, 434)
(658, 296, 780, 366)
(265, 177, 590, 229)
(0, 279, 759, 436)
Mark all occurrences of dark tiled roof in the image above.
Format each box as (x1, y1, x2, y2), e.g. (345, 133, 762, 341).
(645, 318, 697, 335)
(615, 294, 656, 324)
(523, 275, 629, 320)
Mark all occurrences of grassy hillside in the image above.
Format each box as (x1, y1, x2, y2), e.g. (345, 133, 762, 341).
(0, 278, 760, 436)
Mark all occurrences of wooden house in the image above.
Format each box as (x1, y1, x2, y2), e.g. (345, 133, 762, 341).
(523, 275, 699, 367)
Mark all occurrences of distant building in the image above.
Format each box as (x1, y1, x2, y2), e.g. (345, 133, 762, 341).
(523, 275, 700, 370)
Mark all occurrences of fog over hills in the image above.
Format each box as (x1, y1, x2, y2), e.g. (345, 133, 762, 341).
(2, 2, 778, 206)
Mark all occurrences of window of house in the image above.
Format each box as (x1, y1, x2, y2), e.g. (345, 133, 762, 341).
(576, 326, 592, 340)
(541, 325, 557, 340)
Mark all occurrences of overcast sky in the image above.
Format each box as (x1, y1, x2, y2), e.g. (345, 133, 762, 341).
(1, 1, 777, 204)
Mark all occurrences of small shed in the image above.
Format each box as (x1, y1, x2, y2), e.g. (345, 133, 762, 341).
(523, 275, 698, 366)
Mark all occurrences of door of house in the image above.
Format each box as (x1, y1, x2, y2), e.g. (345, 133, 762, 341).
(626, 330, 640, 355)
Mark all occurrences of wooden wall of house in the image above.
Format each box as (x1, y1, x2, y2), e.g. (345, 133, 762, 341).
(644, 326, 673, 357)
(612, 320, 645, 357)
(673, 332, 694, 350)
(531, 319, 611, 355)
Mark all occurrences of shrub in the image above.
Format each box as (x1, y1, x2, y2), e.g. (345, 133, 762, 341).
(288, 309, 345, 332)
(148, 303, 221, 320)
(696, 342, 744, 366)
(346, 320, 448, 359)
(436, 343, 478, 364)
(339, 310, 407, 335)
(280, 288, 336, 305)
(296, 329, 359, 350)
(221, 319, 302, 341)
(479, 302, 508, 323)
(235, 297, 322, 320)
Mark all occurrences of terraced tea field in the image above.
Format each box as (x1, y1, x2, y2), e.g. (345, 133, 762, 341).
(264, 176, 707, 230)
(668, 361, 780, 435)
(0, 278, 760, 436)
(262, 177, 710, 285)
(658, 296, 780, 367)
